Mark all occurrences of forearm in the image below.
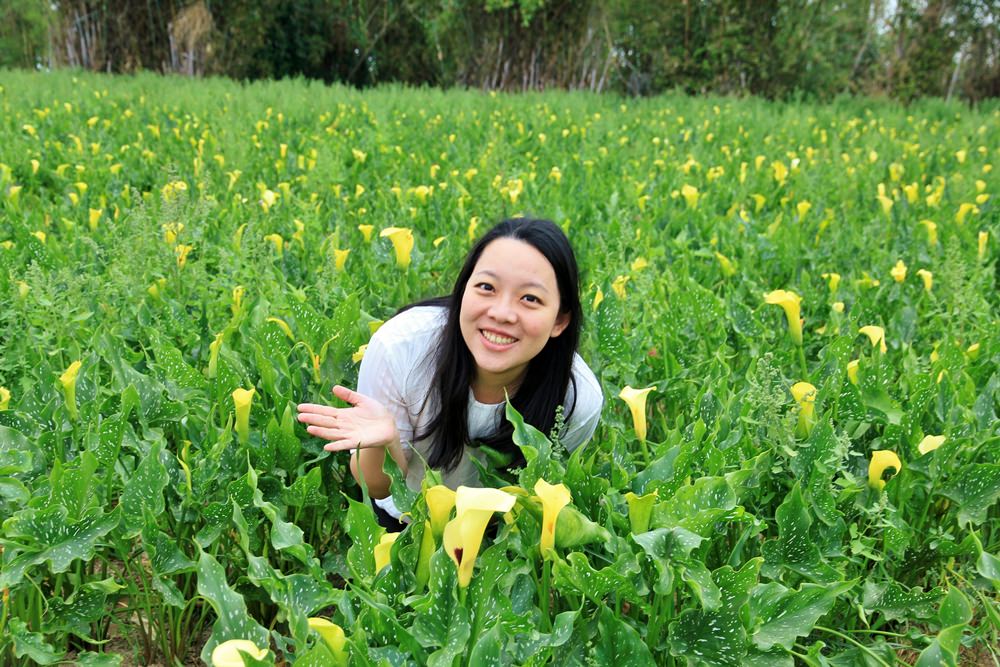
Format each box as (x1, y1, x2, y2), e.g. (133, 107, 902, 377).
(350, 436, 408, 499)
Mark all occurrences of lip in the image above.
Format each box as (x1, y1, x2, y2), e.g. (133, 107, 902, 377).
(479, 328, 519, 350)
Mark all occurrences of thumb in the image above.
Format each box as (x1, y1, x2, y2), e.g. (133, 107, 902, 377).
(332, 384, 365, 406)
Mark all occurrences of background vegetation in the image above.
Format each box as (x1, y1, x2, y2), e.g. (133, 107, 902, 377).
(1, 0, 999, 101)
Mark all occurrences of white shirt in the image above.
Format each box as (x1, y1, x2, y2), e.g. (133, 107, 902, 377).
(357, 306, 603, 518)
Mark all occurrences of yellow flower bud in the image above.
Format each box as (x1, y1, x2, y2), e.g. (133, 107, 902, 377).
(59, 360, 82, 420)
(619, 385, 655, 442)
(211, 640, 268, 667)
(917, 269, 933, 292)
(791, 382, 817, 438)
(0, 386, 10, 411)
(868, 450, 901, 490)
(232, 387, 255, 444)
(374, 532, 400, 573)
(847, 359, 859, 385)
(534, 479, 571, 559)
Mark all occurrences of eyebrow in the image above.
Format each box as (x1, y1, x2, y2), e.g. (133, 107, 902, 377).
(473, 269, 551, 293)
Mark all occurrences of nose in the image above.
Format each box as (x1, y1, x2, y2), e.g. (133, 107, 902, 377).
(487, 296, 517, 323)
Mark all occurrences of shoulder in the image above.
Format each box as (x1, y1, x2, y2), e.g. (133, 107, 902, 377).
(369, 305, 448, 353)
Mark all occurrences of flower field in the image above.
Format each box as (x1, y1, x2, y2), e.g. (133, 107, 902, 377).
(0, 71, 998, 666)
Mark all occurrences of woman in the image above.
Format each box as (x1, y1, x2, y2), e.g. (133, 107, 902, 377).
(297, 218, 603, 528)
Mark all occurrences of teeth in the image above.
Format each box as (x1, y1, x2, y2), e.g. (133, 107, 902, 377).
(482, 330, 516, 345)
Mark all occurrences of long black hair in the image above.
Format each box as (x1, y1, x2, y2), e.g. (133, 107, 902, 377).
(407, 218, 583, 472)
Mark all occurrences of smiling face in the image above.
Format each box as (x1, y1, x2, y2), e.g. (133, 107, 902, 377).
(459, 237, 570, 402)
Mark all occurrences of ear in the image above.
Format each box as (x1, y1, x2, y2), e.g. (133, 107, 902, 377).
(550, 311, 571, 338)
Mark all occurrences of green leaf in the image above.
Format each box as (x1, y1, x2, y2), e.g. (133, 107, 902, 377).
(596, 294, 627, 360)
(412, 549, 470, 663)
(1, 505, 120, 587)
(592, 606, 655, 667)
(9, 617, 63, 665)
(74, 652, 124, 666)
(938, 587, 972, 628)
(632, 526, 704, 594)
(761, 483, 839, 583)
(861, 579, 941, 621)
(667, 559, 761, 667)
(750, 579, 856, 651)
(119, 438, 168, 537)
(467, 622, 510, 667)
(196, 548, 270, 665)
(940, 464, 1000, 527)
(552, 551, 645, 611)
(650, 476, 739, 536)
(914, 624, 965, 667)
(344, 494, 383, 578)
(43, 579, 121, 636)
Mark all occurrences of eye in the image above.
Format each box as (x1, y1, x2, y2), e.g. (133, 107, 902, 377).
(474, 282, 494, 292)
(522, 294, 541, 304)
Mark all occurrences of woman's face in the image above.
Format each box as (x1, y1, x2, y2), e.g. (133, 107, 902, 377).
(459, 237, 570, 401)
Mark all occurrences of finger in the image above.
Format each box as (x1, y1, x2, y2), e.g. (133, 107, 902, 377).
(324, 438, 366, 452)
(332, 384, 364, 406)
(297, 403, 338, 417)
(304, 425, 346, 441)
(297, 412, 337, 428)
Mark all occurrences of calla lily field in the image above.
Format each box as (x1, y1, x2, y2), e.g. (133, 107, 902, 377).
(1, 71, 999, 666)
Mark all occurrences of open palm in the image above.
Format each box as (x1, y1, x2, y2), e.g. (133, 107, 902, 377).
(296, 385, 399, 452)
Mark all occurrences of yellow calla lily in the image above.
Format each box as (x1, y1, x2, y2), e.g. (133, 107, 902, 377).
(232, 387, 255, 444)
(374, 531, 400, 573)
(764, 290, 803, 345)
(847, 359, 859, 385)
(859, 325, 887, 354)
(980, 231, 989, 260)
(88, 208, 102, 231)
(59, 360, 82, 420)
(619, 385, 655, 442)
(0, 386, 10, 411)
(919, 219, 938, 246)
(307, 618, 347, 665)
(917, 269, 933, 292)
(231, 285, 245, 315)
(425, 485, 457, 541)
(358, 224, 374, 242)
(821, 272, 841, 294)
(334, 248, 350, 271)
(208, 332, 223, 379)
(534, 479, 571, 558)
(263, 233, 284, 257)
(791, 381, 817, 438)
(714, 252, 736, 277)
(918, 435, 946, 455)
(681, 184, 699, 209)
(890, 259, 907, 283)
(868, 450, 901, 490)
(380, 227, 414, 269)
(210, 639, 268, 667)
(443, 486, 515, 587)
(624, 490, 658, 534)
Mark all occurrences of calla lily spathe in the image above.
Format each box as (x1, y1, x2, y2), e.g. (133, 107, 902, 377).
(624, 490, 657, 534)
(374, 532, 400, 573)
(534, 479, 571, 558)
(307, 618, 348, 665)
(890, 260, 907, 283)
(869, 450, 901, 490)
(619, 385, 655, 442)
(764, 290, 803, 345)
(443, 486, 515, 587)
(0, 386, 10, 411)
(859, 325, 887, 354)
(232, 387, 255, 444)
(791, 381, 817, 438)
(211, 639, 268, 667)
(380, 227, 414, 269)
(425, 485, 457, 540)
(60, 360, 82, 420)
(918, 435, 946, 455)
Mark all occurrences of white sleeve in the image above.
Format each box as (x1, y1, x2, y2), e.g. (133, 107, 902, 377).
(560, 360, 604, 453)
(355, 330, 415, 450)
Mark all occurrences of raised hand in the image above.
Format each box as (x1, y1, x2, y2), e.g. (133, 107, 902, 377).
(297, 385, 400, 452)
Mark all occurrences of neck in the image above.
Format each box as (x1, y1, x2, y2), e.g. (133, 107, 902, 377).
(472, 370, 524, 404)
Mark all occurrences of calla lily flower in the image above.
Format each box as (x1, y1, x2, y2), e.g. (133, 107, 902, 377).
(624, 490, 658, 534)
(592, 287, 604, 311)
(796, 200, 811, 220)
(307, 618, 347, 665)
(847, 359, 859, 385)
(380, 227, 414, 269)
(374, 531, 400, 573)
(208, 332, 223, 379)
(919, 219, 938, 246)
(60, 360, 82, 421)
(425, 485, 456, 540)
(917, 269, 933, 292)
(0, 386, 10, 411)
(821, 272, 841, 293)
(619, 385, 655, 442)
(764, 290, 803, 345)
(334, 248, 349, 271)
(681, 184, 699, 209)
(980, 231, 989, 260)
(890, 260, 907, 283)
(772, 161, 788, 185)
(264, 234, 283, 257)
(443, 486, 515, 587)
(791, 381, 817, 438)
(351, 344, 367, 363)
(89, 208, 102, 231)
(611, 275, 629, 299)
(211, 639, 268, 667)
(358, 224, 374, 242)
(859, 325, 887, 354)
(534, 479, 571, 558)
(877, 194, 893, 216)
(231, 285, 245, 315)
(918, 435, 946, 455)
(232, 387, 255, 444)
(869, 450, 901, 490)
(715, 252, 736, 277)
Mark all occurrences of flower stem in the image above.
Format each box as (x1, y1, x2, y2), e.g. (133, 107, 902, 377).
(797, 345, 808, 380)
(540, 559, 552, 632)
